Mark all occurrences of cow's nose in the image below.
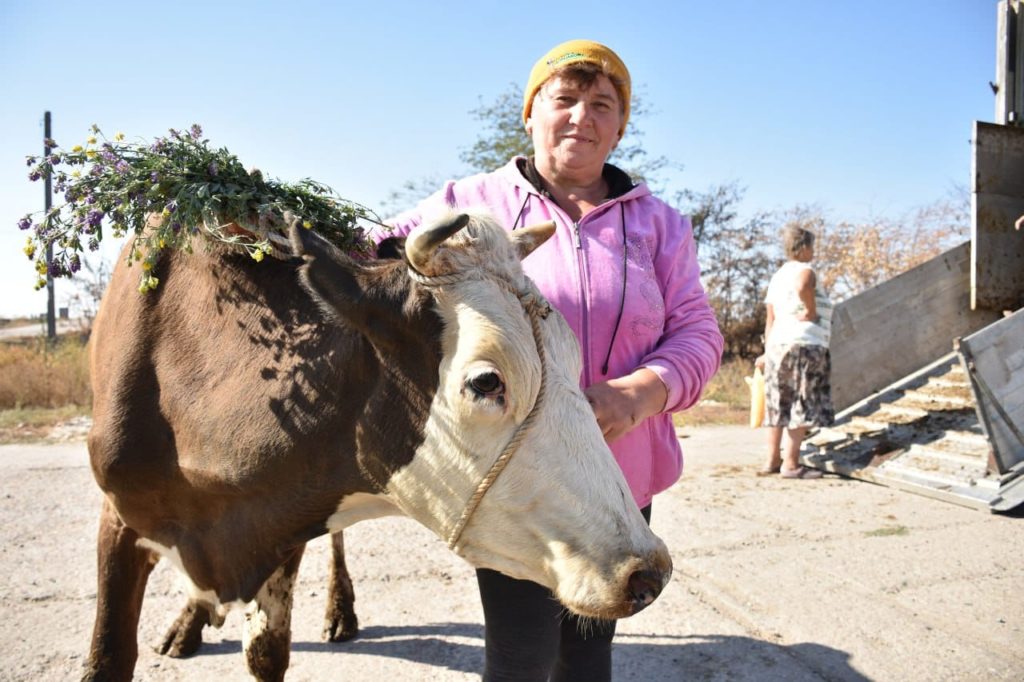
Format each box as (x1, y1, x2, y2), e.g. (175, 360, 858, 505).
(627, 568, 666, 613)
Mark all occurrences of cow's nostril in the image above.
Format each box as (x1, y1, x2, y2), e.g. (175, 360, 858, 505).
(627, 568, 664, 613)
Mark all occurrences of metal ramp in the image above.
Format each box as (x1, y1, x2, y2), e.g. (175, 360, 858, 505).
(802, 349, 1024, 513)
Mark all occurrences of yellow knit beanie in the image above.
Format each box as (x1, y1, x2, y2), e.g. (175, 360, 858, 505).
(522, 39, 631, 138)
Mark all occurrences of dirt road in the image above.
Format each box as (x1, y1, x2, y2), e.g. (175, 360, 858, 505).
(1, 426, 1021, 681)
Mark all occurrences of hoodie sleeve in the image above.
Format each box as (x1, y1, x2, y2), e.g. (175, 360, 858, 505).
(640, 209, 724, 413)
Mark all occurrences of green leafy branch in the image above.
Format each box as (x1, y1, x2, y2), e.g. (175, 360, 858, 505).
(19, 124, 378, 292)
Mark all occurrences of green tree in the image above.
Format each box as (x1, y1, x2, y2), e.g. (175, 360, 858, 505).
(675, 182, 777, 358)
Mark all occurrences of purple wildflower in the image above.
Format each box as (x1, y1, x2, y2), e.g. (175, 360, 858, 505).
(28, 171, 41, 182)
(48, 261, 65, 278)
(165, 200, 177, 213)
(151, 171, 160, 183)
(17, 216, 32, 230)
(87, 209, 104, 226)
(171, 222, 182, 233)
(26, 156, 37, 166)
(208, 160, 219, 176)
(190, 124, 203, 139)
(86, 195, 97, 205)
(115, 160, 130, 174)
(88, 237, 100, 251)
(44, 138, 56, 148)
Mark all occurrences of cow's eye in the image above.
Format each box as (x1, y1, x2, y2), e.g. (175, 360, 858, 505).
(466, 370, 504, 399)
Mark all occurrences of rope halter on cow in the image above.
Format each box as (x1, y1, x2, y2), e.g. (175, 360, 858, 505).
(406, 266, 552, 550)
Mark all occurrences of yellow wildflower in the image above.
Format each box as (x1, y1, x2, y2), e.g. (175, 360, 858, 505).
(35, 260, 48, 275)
(114, 132, 125, 141)
(35, 277, 47, 291)
(87, 135, 97, 145)
(142, 261, 152, 271)
(71, 170, 81, 178)
(86, 149, 97, 159)
(252, 249, 265, 262)
(71, 145, 83, 153)
(23, 241, 36, 259)
(302, 220, 313, 229)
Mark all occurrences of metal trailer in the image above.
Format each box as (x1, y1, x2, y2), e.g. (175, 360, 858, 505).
(801, 2, 1024, 512)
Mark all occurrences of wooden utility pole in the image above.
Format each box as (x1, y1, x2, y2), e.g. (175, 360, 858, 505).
(43, 111, 56, 340)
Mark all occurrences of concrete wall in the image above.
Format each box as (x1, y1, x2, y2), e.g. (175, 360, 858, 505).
(830, 242, 1002, 412)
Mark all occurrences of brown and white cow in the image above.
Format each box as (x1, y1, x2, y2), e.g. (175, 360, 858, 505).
(83, 212, 672, 681)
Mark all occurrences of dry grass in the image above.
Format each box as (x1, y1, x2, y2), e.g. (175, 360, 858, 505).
(0, 337, 91, 410)
(0, 337, 92, 444)
(674, 357, 755, 428)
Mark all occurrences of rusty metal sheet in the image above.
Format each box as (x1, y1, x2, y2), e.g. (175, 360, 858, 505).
(971, 121, 1024, 311)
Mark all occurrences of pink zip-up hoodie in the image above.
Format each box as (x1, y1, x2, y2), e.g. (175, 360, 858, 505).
(385, 158, 723, 508)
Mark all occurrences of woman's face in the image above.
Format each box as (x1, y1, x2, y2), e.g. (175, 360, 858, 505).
(527, 73, 624, 180)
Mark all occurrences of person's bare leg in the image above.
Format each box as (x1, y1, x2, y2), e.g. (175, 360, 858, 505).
(782, 426, 807, 472)
(764, 426, 784, 472)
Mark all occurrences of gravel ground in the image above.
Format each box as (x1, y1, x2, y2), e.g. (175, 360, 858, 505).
(1, 426, 1021, 681)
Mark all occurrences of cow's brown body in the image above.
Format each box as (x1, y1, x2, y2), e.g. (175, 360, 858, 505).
(85, 229, 435, 679)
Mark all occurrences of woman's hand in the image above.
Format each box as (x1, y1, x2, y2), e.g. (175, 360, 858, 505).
(584, 368, 668, 443)
(754, 354, 766, 371)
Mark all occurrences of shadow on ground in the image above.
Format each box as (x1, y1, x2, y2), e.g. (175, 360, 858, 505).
(181, 622, 869, 680)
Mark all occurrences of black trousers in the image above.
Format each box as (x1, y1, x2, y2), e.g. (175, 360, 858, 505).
(476, 504, 652, 682)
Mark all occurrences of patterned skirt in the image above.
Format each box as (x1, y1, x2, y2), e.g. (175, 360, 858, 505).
(764, 344, 835, 428)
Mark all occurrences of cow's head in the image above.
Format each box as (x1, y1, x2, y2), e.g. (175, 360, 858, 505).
(290, 212, 671, 620)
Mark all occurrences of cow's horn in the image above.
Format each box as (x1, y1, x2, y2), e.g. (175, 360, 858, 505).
(511, 221, 556, 260)
(406, 213, 471, 275)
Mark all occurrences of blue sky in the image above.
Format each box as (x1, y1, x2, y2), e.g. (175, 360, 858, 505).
(0, 0, 993, 318)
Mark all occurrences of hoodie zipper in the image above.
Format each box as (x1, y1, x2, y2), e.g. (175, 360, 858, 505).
(572, 220, 592, 383)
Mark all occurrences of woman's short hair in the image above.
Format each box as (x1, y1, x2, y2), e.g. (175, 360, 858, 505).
(782, 224, 816, 258)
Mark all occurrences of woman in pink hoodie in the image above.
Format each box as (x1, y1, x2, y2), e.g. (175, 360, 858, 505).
(387, 39, 723, 682)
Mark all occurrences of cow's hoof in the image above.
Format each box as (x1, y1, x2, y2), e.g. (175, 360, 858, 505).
(323, 609, 359, 642)
(157, 602, 209, 658)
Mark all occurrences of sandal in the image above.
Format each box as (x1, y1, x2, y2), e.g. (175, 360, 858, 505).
(780, 466, 823, 479)
(756, 465, 781, 476)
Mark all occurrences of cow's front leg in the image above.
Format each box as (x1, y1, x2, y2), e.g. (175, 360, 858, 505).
(83, 498, 158, 682)
(157, 598, 211, 658)
(244, 545, 305, 682)
(323, 531, 359, 642)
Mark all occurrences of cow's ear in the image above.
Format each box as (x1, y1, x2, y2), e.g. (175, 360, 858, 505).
(289, 217, 374, 326)
(511, 221, 556, 260)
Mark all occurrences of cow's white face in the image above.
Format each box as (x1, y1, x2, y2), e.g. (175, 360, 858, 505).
(385, 212, 671, 620)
